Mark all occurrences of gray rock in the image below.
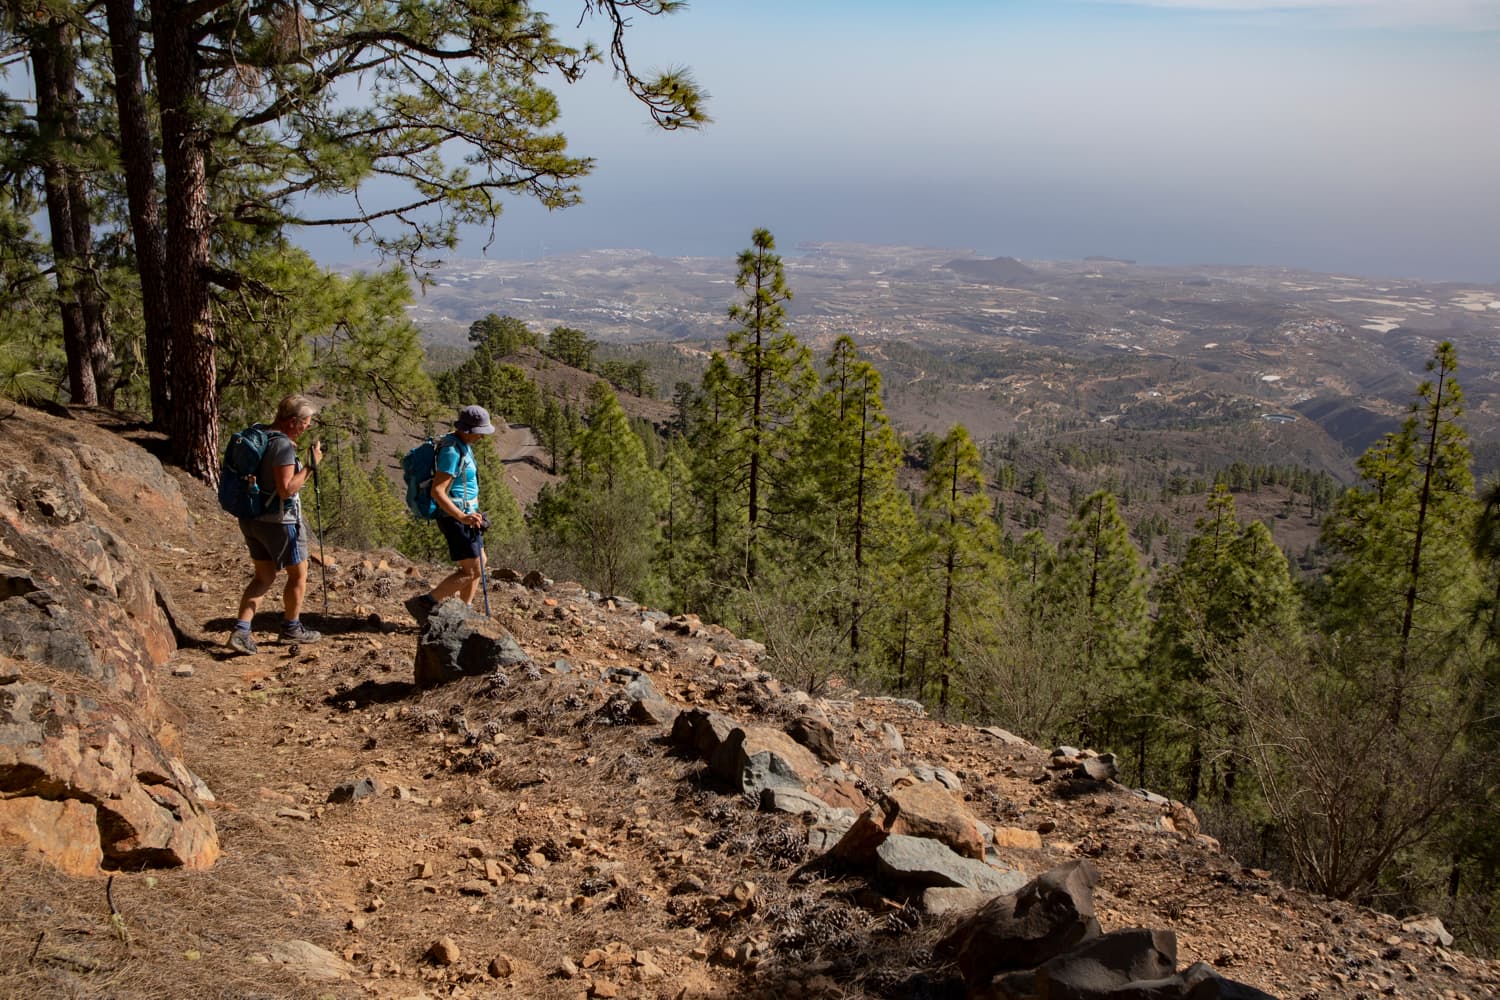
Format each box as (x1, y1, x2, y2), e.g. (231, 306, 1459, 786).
(864, 696, 927, 716)
(0, 593, 104, 682)
(1401, 914, 1454, 947)
(710, 726, 821, 797)
(1181, 962, 1281, 999)
(873, 834, 1028, 893)
(979, 726, 1032, 747)
(604, 666, 678, 725)
(328, 775, 386, 804)
(806, 814, 858, 854)
(921, 886, 996, 917)
(669, 708, 738, 759)
(266, 939, 356, 980)
(1077, 753, 1119, 783)
(937, 860, 1102, 990)
(413, 600, 530, 687)
(911, 764, 963, 793)
(760, 787, 856, 828)
(1034, 927, 1177, 998)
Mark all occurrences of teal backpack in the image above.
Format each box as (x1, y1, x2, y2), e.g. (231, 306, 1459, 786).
(402, 436, 471, 520)
(218, 425, 282, 519)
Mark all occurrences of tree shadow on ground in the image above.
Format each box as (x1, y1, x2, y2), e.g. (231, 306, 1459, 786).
(199, 612, 396, 636)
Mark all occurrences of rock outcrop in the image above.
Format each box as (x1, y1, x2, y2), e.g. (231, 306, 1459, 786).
(0, 406, 219, 873)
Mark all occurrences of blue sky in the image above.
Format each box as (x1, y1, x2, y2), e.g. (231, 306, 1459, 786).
(313, 0, 1500, 282)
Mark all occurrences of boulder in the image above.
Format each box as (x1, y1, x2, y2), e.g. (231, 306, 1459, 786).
(1075, 753, 1119, 783)
(414, 600, 531, 687)
(265, 939, 357, 980)
(922, 886, 996, 917)
(0, 674, 220, 872)
(832, 783, 986, 862)
(328, 774, 387, 804)
(670, 708, 738, 758)
(938, 860, 1102, 989)
(888, 781, 986, 860)
(0, 796, 104, 875)
(1032, 927, 1178, 998)
(979, 726, 1033, 748)
(785, 711, 840, 764)
(1179, 962, 1280, 999)
(872, 835, 1027, 894)
(1401, 914, 1454, 947)
(709, 726, 821, 797)
(603, 667, 678, 726)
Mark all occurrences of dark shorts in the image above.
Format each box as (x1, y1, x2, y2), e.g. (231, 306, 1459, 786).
(240, 518, 307, 569)
(436, 514, 484, 562)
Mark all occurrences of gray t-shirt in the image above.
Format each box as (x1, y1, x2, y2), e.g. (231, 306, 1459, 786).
(256, 431, 303, 524)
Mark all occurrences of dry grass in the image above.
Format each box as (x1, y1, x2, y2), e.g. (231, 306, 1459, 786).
(0, 848, 320, 1000)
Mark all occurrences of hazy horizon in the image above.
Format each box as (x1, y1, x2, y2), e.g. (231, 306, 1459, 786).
(298, 0, 1500, 285)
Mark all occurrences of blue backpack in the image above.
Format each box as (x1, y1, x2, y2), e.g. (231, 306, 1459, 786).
(218, 425, 282, 519)
(403, 436, 471, 520)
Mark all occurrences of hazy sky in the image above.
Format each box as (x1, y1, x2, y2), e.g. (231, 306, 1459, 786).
(312, 0, 1500, 282)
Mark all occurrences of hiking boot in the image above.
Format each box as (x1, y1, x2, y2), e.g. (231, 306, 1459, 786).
(404, 593, 435, 627)
(279, 621, 322, 644)
(227, 629, 258, 655)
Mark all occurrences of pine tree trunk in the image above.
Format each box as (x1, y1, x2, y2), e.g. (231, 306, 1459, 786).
(151, 0, 219, 481)
(106, 0, 173, 425)
(31, 20, 97, 406)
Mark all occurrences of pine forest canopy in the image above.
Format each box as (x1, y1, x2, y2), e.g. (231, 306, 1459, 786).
(1, 0, 705, 480)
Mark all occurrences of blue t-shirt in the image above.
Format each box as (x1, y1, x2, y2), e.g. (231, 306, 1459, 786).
(434, 434, 477, 515)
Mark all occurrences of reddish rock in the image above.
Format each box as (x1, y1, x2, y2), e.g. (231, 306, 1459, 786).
(0, 796, 104, 875)
(0, 674, 219, 870)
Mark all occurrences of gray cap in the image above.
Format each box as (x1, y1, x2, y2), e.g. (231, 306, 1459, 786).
(455, 405, 496, 435)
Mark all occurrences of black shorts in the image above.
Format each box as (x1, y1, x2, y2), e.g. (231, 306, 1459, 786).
(240, 519, 307, 569)
(436, 514, 484, 562)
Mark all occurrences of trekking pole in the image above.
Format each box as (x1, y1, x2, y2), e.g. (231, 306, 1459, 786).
(309, 449, 330, 617)
(478, 512, 491, 618)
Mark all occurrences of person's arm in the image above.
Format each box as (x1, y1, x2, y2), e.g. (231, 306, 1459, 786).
(272, 439, 324, 499)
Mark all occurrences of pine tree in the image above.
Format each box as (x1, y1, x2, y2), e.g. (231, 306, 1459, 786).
(537, 384, 662, 597)
(911, 424, 1003, 713)
(785, 338, 903, 656)
(1322, 341, 1480, 716)
(723, 228, 814, 581)
(1052, 489, 1149, 747)
(1152, 484, 1300, 799)
(118, 0, 706, 479)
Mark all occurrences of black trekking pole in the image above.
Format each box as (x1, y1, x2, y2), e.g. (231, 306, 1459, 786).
(478, 512, 491, 618)
(309, 449, 329, 617)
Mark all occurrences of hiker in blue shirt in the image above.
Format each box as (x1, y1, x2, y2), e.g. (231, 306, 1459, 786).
(405, 405, 495, 624)
(229, 394, 324, 654)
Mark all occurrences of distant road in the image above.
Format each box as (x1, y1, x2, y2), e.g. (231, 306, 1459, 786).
(497, 423, 541, 464)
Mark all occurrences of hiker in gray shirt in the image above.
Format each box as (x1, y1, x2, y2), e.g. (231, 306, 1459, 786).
(228, 394, 325, 654)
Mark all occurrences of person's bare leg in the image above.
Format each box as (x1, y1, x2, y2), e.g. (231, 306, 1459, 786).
(430, 557, 481, 605)
(282, 561, 308, 621)
(237, 560, 279, 622)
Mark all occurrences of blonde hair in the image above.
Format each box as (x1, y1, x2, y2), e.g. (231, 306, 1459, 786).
(274, 394, 318, 423)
